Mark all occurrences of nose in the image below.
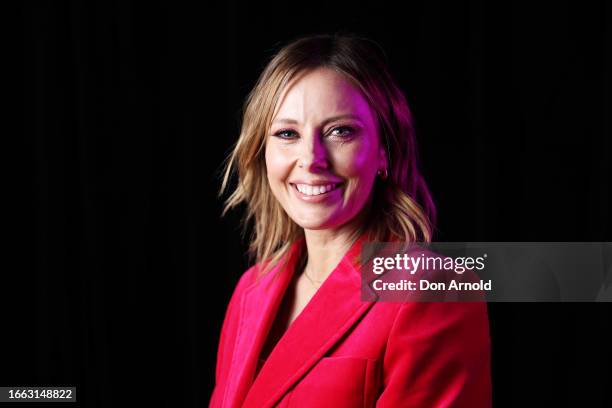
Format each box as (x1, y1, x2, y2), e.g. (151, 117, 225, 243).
(298, 132, 329, 171)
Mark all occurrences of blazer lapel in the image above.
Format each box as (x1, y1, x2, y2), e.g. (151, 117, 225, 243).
(242, 233, 375, 408)
(222, 240, 303, 408)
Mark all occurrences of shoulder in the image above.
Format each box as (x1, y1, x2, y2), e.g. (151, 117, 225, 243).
(229, 260, 281, 298)
(393, 299, 490, 335)
(217, 264, 261, 328)
(365, 242, 491, 330)
(230, 264, 260, 298)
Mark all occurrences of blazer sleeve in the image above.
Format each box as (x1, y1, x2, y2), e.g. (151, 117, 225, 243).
(375, 301, 492, 407)
(209, 266, 256, 407)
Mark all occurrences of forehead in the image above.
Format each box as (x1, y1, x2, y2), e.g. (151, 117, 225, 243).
(272, 67, 375, 124)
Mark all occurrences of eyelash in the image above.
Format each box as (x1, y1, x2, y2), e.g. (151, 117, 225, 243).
(272, 126, 356, 140)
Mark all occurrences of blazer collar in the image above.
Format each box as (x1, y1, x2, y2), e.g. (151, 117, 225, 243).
(225, 232, 375, 408)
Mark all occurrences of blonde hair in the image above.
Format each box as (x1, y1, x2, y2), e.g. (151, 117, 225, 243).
(219, 33, 436, 278)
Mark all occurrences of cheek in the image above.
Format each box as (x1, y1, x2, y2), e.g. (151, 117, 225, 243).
(265, 144, 291, 184)
(331, 140, 380, 209)
(331, 140, 379, 178)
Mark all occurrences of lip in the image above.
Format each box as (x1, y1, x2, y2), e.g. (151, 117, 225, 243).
(289, 182, 343, 203)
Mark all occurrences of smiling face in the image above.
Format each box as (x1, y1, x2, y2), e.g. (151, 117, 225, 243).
(264, 67, 387, 232)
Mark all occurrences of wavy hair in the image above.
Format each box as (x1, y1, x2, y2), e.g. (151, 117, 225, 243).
(219, 33, 436, 277)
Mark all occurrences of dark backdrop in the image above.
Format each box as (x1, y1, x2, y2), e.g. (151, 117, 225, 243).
(9, 0, 610, 406)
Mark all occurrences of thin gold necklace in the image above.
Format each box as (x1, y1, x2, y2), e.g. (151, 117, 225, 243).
(302, 266, 323, 288)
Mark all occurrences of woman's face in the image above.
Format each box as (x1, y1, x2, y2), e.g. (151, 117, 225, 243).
(265, 67, 387, 231)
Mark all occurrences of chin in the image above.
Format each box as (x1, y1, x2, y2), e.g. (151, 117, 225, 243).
(291, 214, 337, 230)
(291, 210, 351, 231)
(299, 223, 335, 231)
(294, 219, 333, 230)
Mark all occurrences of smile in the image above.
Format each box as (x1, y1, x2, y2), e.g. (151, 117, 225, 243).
(289, 183, 343, 202)
(294, 183, 339, 196)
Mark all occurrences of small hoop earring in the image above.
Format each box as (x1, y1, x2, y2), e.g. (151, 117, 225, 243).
(377, 168, 388, 180)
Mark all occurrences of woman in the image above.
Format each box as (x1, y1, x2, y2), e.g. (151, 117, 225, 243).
(211, 34, 491, 407)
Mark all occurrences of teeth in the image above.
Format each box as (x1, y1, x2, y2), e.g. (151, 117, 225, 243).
(295, 183, 337, 196)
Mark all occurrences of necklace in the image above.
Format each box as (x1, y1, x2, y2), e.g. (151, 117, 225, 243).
(302, 266, 323, 289)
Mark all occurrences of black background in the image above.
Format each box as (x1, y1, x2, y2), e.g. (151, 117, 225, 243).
(8, 0, 611, 406)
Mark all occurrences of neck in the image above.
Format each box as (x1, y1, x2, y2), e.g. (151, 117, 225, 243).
(301, 211, 370, 283)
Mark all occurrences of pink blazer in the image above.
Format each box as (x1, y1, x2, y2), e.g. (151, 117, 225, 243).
(210, 234, 492, 407)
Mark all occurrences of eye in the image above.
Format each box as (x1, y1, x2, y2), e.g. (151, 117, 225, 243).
(327, 125, 355, 139)
(272, 129, 298, 139)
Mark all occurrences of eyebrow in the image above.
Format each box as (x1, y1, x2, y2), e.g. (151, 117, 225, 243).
(271, 114, 363, 127)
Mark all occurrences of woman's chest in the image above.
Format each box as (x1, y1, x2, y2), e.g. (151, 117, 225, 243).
(260, 274, 318, 360)
(239, 266, 404, 408)
(255, 300, 401, 408)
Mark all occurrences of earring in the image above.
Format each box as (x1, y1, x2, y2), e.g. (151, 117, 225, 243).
(377, 168, 388, 180)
